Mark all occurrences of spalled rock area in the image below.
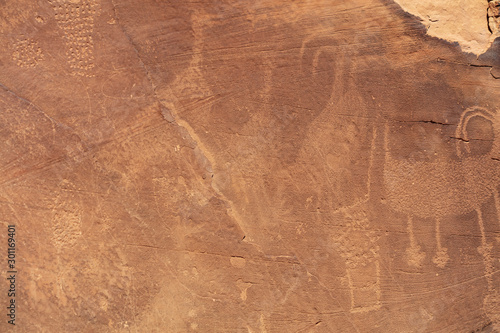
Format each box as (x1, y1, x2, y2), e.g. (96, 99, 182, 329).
(394, 0, 499, 55)
(0, 0, 499, 332)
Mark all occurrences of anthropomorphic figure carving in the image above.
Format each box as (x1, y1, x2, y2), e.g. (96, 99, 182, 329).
(384, 106, 500, 326)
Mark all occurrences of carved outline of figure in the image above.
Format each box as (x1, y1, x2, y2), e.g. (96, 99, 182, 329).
(331, 126, 382, 313)
(383, 106, 500, 325)
(301, 35, 382, 313)
(384, 106, 500, 267)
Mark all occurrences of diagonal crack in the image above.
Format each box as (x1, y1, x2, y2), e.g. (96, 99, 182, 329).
(0, 82, 74, 131)
(109, 1, 250, 241)
(109, 0, 157, 93)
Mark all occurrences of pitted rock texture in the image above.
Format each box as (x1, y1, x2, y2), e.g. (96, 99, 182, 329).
(0, 0, 499, 332)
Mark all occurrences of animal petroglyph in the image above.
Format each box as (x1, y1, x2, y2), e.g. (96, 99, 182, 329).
(12, 39, 44, 68)
(48, 0, 100, 76)
(383, 106, 500, 325)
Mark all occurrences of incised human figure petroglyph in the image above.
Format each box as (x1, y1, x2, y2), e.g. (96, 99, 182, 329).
(384, 106, 500, 268)
(384, 106, 500, 325)
(332, 127, 381, 313)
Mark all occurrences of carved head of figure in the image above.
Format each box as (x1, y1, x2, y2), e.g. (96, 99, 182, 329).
(455, 106, 498, 158)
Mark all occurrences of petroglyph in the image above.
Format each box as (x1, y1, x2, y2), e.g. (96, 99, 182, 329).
(48, 0, 100, 76)
(236, 279, 252, 301)
(3, 1, 500, 330)
(12, 39, 43, 68)
(334, 203, 381, 313)
(406, 215, 426, 267)
(475, 206, 500, 329)
(52, 208, 81, 252)
(484, 291, 500, 331)
(432, 217, 449, 268)
(384, 107, 500, 269)
(332, 127, 381, 313)
(51, 180, 83, 252)
(384, 106, 500, 325)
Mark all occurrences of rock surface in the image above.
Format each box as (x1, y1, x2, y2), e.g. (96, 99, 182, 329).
(0, 0, 500, 332)
(393, 0, 499, 55)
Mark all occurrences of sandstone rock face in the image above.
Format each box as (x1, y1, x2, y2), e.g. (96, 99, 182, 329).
(393, 0, 499, 55)
(0, 0, 499, 332)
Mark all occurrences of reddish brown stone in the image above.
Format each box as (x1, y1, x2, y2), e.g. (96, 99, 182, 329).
(0, 0, 499, 332)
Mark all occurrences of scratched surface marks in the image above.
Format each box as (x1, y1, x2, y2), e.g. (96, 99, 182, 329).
(0, 0, 500, 332)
